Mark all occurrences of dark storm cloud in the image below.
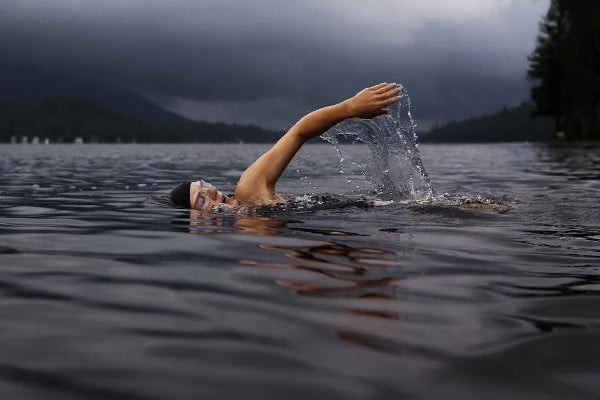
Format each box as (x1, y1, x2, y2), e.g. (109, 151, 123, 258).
(0, 0, 548, 129)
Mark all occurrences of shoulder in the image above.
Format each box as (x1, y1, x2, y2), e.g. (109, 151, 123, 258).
(234, 185, 285, 206)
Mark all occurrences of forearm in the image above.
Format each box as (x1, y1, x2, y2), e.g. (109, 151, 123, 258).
(235, 104, 346, 197)
(288, 82, 399, 141)
(290, 100, 354, 141)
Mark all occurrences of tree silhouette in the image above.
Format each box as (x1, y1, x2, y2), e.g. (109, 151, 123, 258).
(528, 0, 600, 140)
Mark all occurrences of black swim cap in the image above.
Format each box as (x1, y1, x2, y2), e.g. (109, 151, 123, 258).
(170, 182, 191, 208)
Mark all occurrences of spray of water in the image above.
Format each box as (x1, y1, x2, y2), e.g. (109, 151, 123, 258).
(321, 84, 433, 200)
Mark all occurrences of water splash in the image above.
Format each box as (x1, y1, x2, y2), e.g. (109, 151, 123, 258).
(321, 84, 433, 200)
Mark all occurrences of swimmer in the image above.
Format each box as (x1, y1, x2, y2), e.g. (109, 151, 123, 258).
(170, 83, 401, 210)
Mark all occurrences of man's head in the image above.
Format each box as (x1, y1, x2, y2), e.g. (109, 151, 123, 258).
(169, 182, 191, 208)
(169, 180, 237, 210)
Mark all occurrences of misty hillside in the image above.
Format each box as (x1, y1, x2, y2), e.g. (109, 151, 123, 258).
(0, 64, 281, 142)
(0, 96, 166, 142)
(0, 96, 283, 143)
(0, 64, 191, 128)
(420, 103, 555, 143)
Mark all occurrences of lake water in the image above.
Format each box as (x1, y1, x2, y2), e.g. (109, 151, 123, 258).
(0, 142, 599, 400)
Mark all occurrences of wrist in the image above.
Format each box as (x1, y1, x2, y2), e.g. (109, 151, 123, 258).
(339, 98, 356, 119)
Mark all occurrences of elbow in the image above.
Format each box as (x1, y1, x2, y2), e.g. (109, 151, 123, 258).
(287, 121, 314, 143)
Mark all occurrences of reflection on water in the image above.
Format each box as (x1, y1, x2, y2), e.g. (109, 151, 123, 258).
(184, 210, 413, 351)
(239, 236, 407, 350)
(243, 243, 400, 296)
(234, 216, 290, 236)
(0, 143, 599, 400)
(187, 210, 295, 236)
(187, 209, 227, 234)
(533, 143, 600, 179)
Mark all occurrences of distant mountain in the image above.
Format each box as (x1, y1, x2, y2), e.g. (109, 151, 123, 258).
(0, 96, 165, 143)
(420, 102, 554, 143)
(0, 64, 192, 128)
(0, 64, 282, 142)
(0, 96, 282, 143)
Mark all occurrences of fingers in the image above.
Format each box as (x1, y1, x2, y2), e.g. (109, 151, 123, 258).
(374, 82, 399, 94)
(381, 95, 401, 107)
(369, 82, 389, 91)
(378, 85, 400, 97)
(355, 82, 401, 119)
(365, 83, 401, 101)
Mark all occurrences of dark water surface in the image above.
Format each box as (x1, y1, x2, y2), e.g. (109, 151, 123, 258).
(0, 143, 599, 399)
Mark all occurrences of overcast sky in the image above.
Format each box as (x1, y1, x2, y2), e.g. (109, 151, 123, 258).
(1, 0, 549, 130)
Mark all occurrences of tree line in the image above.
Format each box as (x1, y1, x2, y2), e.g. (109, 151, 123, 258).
(528, 0, 600, 140)
(420, 102, 553, 143)
(0, 96, 282, 143)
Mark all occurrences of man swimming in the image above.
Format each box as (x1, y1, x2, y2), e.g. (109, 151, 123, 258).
(170, 83, 401, 211)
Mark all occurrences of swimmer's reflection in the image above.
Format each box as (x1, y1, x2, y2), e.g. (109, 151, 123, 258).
(184, 210, 407, 350)
(185, 209, 291, 236)
(241, 242, 404, 314)
(234, 216, 292, 236)
(241, 241, 407, 351)
(186, 209, 226, 234)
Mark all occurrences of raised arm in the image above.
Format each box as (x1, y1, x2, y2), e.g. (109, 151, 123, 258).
(234, 83, 401, 204)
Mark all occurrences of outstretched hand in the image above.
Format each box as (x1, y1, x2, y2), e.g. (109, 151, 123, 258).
(344, 83, 401, 119)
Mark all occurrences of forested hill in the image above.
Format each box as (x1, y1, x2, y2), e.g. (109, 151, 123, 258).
(527, 1, 600, 140)
(0, 64, 194, 129)
(420, 103, 554, 143)
(0, 96, 282, 143)
(0, 64, 282, 143)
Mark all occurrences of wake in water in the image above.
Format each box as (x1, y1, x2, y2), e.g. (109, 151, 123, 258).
(318, 85, 513, 213)
(148, 191, 512, 217)
(321, 84, 433, 200)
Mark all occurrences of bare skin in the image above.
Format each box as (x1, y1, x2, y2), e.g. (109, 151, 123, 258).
(189, 83, 401, 211)
(189, 180, 238, 211)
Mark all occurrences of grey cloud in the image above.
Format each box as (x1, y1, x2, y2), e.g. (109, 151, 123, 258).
(0, 0, 548, 129)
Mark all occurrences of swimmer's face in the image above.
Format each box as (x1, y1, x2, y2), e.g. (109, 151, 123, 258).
(190, 180, 238, 211)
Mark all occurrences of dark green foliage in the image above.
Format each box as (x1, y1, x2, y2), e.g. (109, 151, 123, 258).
(420, 103, 553, 143)
(0, 97, 282, 143)
(0, 64, 283, 143)
(528, 0, 600, 140)
(0, 64, 207, 129)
